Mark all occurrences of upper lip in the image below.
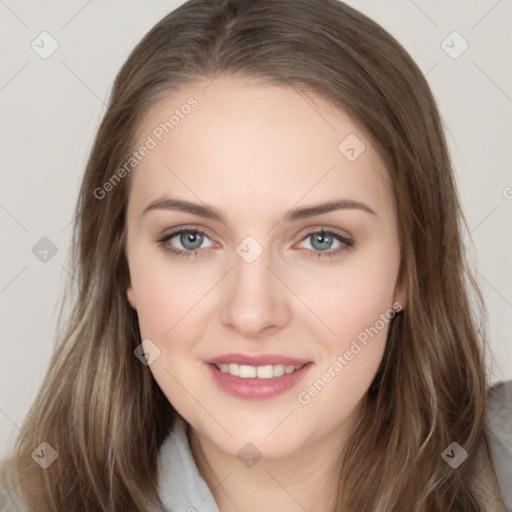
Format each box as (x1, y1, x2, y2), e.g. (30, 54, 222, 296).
(205, 353, 311, 366)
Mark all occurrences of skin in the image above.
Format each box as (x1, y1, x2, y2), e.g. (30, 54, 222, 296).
(125, 75, 406, 512)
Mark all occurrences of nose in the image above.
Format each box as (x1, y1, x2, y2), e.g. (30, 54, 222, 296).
(219, 245, 291, 338)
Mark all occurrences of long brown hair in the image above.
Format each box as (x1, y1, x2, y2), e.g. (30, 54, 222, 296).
(1, 0, 504, 510)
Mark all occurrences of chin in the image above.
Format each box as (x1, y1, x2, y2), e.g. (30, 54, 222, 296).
(203, 415, 311, 459)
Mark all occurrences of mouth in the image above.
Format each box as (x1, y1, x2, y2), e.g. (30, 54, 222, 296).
(205, 361, 313, 400)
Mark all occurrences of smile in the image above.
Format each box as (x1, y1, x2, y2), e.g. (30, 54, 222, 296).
(206, 361, 313, 400)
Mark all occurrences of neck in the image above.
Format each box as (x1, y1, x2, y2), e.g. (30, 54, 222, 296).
(187, 419, 357, 512)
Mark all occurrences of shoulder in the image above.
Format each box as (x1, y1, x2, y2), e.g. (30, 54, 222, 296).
(486, 380, 512, 511)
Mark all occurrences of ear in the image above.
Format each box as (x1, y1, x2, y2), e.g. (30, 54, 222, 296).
(127, 282, 136, 309)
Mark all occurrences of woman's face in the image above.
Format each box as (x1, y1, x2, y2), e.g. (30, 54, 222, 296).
(125, 75, 405, 459)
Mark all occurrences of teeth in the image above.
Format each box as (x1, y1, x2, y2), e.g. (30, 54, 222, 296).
(239, 365, 256, 378)
(256, 365, 273, 379)
(216, 363, 304, 379)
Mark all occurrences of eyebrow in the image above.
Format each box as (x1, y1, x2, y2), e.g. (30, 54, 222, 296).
(142, 197, 377, 223)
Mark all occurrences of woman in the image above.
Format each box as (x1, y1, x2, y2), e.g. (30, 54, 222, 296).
(1, 0, 510, 510)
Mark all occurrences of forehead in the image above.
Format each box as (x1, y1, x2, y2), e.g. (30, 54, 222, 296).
(129, 75, 394, 220)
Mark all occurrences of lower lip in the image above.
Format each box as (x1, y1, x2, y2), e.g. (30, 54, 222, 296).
(205, 362, 313, 400)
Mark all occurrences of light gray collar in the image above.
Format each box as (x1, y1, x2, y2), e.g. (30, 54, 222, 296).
(157, 415, 220, 512)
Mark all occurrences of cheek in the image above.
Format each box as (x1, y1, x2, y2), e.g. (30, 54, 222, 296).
(128, 247, 213, 338)
(294, 266, 397, 431)
(301, 271, 391, 395)
(294, 248, 400, 346)
(128, 250, 208, 412)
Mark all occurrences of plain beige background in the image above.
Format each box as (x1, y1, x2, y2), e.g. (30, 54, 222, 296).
(1, 0, 511, 460)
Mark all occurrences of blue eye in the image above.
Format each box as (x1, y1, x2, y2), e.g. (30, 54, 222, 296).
(155, 227, 354, 259)
(156, 228, 213, 258)
(298, 230, 354, 259)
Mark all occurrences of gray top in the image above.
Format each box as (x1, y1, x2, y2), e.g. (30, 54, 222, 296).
(487, 380, 512, 511)
(157, 415, 219, 512)
(2, 380, 511, 511)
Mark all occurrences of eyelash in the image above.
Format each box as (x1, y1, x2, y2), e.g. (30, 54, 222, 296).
(155, 226, 354, 260)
